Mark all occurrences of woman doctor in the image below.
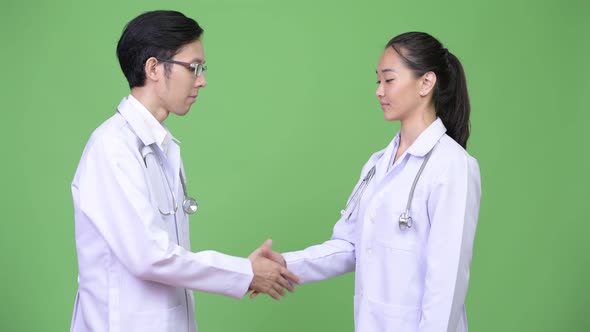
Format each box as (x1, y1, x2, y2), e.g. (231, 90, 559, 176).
(260, 32, 481, 331)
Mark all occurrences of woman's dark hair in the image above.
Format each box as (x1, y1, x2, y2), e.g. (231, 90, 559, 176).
(386, 32, 470, 149)
(117, 10, 204, 88)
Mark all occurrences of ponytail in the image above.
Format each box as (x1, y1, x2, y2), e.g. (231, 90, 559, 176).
(386, 32, 471, 149)
(435, 52, 470, 149)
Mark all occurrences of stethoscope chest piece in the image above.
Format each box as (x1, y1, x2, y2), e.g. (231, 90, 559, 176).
(143, 144, 199, 217)
(183, 196, 198, 215)
(398, 211, 413, 230)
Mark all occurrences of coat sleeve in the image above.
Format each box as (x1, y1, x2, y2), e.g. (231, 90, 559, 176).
(282, 220, 357, 284)
(282, 159, 377, 283)
(75, 134, 253, 298)
(418, 154, 481, 331)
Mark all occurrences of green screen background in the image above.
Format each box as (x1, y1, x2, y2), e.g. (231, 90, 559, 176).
(2, 0, 589, 331)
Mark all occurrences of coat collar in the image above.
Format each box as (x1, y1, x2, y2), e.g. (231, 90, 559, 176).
(116, 95, 179, 150)
(374, 117, 447, 162)
(404, 117, 447, 157)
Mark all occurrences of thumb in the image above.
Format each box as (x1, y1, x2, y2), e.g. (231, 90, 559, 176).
(261, 239, 273, 256)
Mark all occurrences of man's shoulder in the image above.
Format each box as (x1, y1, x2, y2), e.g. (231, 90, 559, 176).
(83, 112, 140, 157)
(73, 111, 145, 184)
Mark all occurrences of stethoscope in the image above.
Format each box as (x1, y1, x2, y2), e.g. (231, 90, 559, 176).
(340, 142, 438, 230)
(143, 145, 198, 216)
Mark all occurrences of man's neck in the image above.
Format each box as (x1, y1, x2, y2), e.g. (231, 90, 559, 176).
(131, 88, 168, 123)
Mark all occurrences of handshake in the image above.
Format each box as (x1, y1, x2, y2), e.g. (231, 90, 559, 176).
(247, 239, 299, 301)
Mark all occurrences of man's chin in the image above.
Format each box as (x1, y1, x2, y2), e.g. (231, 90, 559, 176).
(174, 106, 192, 116)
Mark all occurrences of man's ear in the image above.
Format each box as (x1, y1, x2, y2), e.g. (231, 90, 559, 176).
(419, 71, 437, 97)
(144, 57, 160, 82)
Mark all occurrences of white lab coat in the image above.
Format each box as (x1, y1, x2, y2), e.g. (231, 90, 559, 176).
(70, 96, 254, 332)
(283, 118, 481, 332)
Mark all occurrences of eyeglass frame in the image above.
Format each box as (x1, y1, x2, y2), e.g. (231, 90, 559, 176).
(156, 58, 207, 77)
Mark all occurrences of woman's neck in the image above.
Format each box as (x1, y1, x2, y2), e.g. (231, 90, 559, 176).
(394, 107, 436, 162)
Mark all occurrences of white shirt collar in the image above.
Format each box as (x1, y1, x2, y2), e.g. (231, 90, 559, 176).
(126, 95, 172, 153)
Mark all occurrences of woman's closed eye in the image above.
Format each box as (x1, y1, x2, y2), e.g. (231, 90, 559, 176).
(376, 79, 395, 84)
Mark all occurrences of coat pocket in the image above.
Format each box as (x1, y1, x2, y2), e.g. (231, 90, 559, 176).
(121, 304, 186, 332)
(368, 298, 420, 332)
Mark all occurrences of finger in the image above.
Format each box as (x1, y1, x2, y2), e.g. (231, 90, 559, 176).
(261, 248, 273, 259)
(280, 268, 301, 284)
(248, 247, 262, 260)
(267, 288, 281, 301)
(249, 291, 260, 299)
(261, 239, 273, 256)
(277, 275, 295, 293)
(271, 281, 286, 297)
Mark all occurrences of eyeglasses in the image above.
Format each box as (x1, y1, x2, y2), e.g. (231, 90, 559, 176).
(156, 58, 207, 77)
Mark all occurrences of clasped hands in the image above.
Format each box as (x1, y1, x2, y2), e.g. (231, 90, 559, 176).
(247, 239, 299, 301)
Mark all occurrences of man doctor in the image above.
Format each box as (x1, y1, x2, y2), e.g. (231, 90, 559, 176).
(70, 10, 299, 332)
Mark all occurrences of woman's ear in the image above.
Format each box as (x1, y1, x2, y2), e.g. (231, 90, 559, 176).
(419, 71, 437, 97)
(144, 57, 160, 82)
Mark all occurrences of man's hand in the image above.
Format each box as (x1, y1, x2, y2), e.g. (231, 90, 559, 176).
(248, 239, 299, 301)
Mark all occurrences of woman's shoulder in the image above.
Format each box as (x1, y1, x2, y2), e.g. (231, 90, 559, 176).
(431, 135, 480, 178)
(438, 135, 477, 161)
